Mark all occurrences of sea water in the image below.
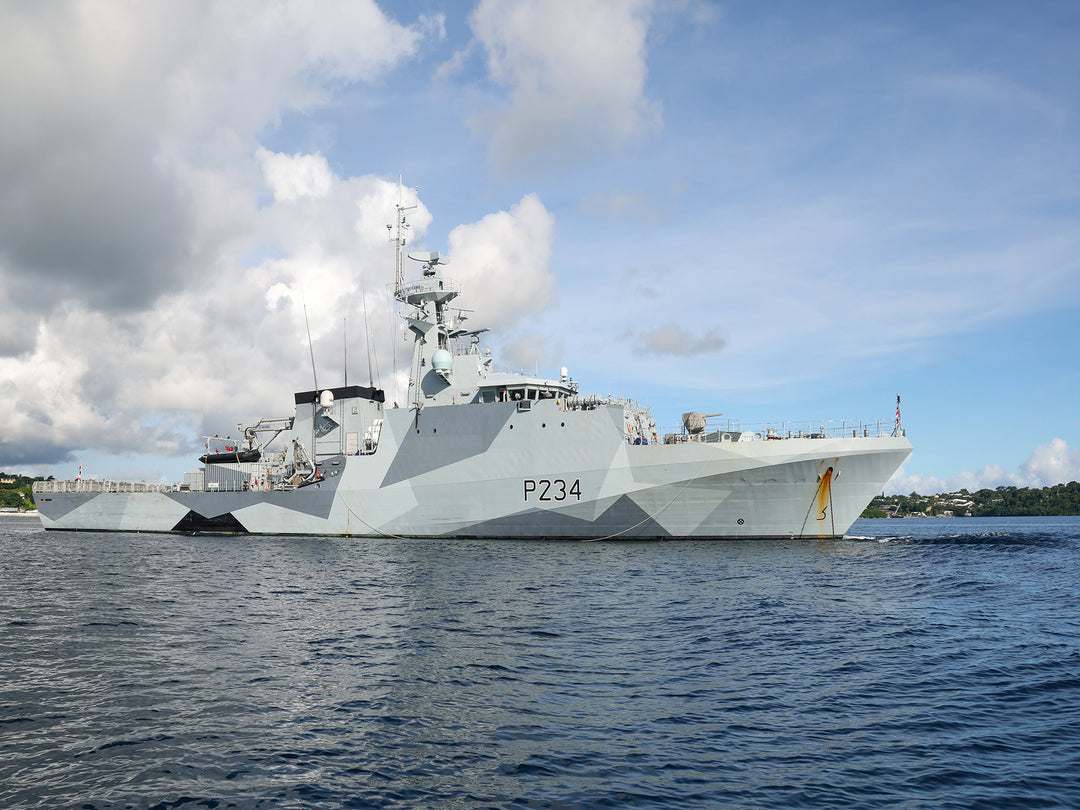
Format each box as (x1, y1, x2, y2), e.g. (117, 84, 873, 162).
(1, 516, 1078, 808)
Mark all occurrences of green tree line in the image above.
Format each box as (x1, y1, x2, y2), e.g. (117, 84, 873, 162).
(863, 481, 1080, 518)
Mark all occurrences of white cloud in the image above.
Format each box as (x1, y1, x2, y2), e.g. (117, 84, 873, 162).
(257, 149, 334, 201)
(0, 151, 558, 475)
(446, 194, 557, 332)
(0, 2, 438, 472)
(0, 1, 432, 319)
(0, 172, 415, 467)
(886, 438, 1080, 495)
(1018, 438, 1080, 487)
(468, 0, 660, 169)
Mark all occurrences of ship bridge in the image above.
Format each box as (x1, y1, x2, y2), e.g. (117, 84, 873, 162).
(475, 374, 578, 404)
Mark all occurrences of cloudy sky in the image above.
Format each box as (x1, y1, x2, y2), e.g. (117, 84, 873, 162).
(1, 0, 1078, 494)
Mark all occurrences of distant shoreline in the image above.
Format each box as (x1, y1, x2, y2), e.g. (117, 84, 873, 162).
(861, 513, 1080, 519)
(864, 482, 1080, 519)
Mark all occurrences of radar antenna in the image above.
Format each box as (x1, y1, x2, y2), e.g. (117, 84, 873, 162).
(407, 251, 449, 276)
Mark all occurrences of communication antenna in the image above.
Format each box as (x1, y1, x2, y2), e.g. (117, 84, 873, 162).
(388, 177, 419, 299)
(357, 266, 376, 388)
(387, 177, 418, 404)
(301, 285, 318, 391)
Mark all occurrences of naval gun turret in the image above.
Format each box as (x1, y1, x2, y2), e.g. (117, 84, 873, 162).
(682, 411, 723, 435)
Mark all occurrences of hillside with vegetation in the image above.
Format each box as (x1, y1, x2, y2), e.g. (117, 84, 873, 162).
(862, 482, 1080, 518)
(0, 472, 44, 511)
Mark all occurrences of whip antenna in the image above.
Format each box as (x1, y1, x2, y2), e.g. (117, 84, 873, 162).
(302, 285, 318, 391)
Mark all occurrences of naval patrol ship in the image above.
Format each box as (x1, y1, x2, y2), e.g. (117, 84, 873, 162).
(34, 197, 912, 539)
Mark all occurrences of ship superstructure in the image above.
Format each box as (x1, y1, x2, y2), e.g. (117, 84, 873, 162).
(34, 194, 912, 539)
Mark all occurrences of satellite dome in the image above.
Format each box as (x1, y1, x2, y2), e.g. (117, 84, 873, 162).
(432, 349, 452, 371)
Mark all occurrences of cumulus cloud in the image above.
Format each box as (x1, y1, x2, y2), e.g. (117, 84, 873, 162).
(0, 1, 432, 323)
(886, 438, 1080, 495)
(0, 144, 557, 475)
(0, 2, 445, 474)
(1017, 438, 1080, 486)
(257, 149, 334, 201)
(446, 194, 557, 331)
(468, 0, 661, 169)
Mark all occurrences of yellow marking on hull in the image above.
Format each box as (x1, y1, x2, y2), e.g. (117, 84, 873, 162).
(815, 459, 838, 538)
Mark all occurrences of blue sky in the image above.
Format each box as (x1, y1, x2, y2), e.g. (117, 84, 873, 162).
(1, 0, 1078, 494)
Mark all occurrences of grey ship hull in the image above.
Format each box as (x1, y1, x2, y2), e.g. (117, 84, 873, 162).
(35, 401, 911, 539)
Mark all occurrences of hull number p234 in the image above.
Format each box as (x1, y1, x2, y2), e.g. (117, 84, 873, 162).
(524, 478, 582, 502)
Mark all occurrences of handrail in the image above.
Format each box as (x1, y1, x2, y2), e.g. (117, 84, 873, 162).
(662, 416, 904, 443)
(33, 480, 178, 494)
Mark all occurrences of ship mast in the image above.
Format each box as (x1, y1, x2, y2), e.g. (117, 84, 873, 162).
(386, 183, 462, 410)
(387, 180, 418, 407)
(389, 178, 418, 302)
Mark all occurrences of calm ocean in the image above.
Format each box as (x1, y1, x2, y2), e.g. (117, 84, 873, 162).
(2, 516, 1078, 809)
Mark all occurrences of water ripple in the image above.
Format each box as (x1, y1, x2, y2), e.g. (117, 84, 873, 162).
(1, 517, 1079, 808)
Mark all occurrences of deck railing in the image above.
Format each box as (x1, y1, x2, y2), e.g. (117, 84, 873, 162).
(662, 417, 903, 443)
(33, 474, 301, 495)
(33, 480, 179, 494)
